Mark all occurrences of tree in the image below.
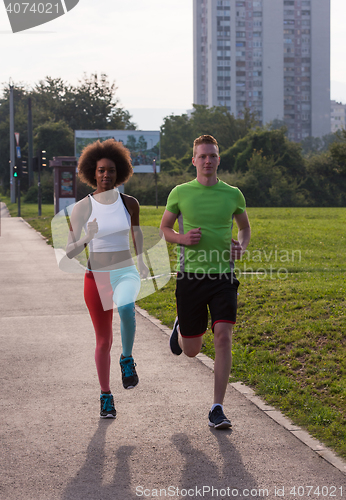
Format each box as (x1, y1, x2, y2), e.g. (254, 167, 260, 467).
(0, 74, 136, 191)
(160, 113, 193, 159)
(32, 73, 136, 130)
(220, 127, 306, 181)
(160, 105, 256, 162)
(33, 120, 74, 162)
(191, 105, 256, 152)
(300, 132, 341, 157)
(303, 131, 346, 207)
(231, 151, 309, 207)
(0, 84, 31, 190)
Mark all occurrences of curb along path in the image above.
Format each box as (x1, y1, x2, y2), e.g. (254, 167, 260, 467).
(135, 305, 346, 476)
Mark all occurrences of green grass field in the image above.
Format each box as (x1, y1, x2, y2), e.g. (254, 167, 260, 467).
(2, 196, 346, 459)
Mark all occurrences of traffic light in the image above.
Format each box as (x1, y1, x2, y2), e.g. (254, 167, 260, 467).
(32, 150, 46, 171)
(13, 160, 22, 178)
(21, 160, 28, 175)
(41, 150, 46, 167)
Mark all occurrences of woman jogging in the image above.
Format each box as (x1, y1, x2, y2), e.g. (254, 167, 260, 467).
(66, 139, 148, 419)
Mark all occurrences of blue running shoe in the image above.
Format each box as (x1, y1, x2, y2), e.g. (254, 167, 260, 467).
(208, 405, 232, 429)
(170, 317, 182, 355)
(119, 355, 139, 389)
(100, 394, 117, 419)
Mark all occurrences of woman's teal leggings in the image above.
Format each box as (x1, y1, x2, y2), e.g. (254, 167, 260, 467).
(84, 265, 141, 392)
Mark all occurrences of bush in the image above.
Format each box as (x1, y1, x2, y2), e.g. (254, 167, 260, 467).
(77, 177, 93, 200)
(24, 171, 54, 204)
(125, 172, 194, 205)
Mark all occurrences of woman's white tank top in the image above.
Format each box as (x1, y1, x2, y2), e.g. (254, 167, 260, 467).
(85, 191, 131, 253)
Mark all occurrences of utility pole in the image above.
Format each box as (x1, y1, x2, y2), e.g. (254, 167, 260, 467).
(28, 97, 34, 186)
(153, 158, 158, 209)
(37, 149, 46, 216)
(37, 149, 42, 216)
(15, 133, 21, 216)
(9, 83, 15, 203)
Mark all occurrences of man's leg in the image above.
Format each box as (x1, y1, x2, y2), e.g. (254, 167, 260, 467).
(212, 322, 233, 405)
(179, 334, 204, 358)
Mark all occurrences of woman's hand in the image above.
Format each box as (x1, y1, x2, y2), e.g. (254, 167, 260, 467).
(86, 218, 98, 240)
(138, 260, 149, 279)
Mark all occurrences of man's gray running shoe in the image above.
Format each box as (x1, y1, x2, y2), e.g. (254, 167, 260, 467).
(170, 317, 182, 355)
(100, 394, 117, 419)
(208, 405, 232, 429)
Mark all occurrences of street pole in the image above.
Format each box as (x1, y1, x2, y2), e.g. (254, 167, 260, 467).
(9, 84, 15, 203)
(28, 97, 34, 186)
(37, 149, 42, 216)
(153, 159, 158, 209)
(17, 175, 21, 217)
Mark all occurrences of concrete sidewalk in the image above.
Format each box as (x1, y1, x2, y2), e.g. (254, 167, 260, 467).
(0, 216, 345, 500)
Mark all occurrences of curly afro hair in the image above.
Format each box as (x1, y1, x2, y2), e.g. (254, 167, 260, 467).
(78, 138, 133, 188)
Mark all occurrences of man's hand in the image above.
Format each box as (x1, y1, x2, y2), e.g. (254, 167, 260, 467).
(231, 238, 243, 260)
(182, 228, 202, 246)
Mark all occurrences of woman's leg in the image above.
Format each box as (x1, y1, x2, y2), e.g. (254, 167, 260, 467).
(111, 268, 141, 358)
(84, 272, 114, 393)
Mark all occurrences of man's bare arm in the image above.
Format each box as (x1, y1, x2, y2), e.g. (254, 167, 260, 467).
(160, 210, 201, 246)
(232, 210, 251, 260)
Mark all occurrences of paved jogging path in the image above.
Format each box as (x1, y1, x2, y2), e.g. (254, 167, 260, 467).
(0, 216, 345, 500)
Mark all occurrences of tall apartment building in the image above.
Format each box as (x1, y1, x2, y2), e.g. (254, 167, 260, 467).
(331, 100, 346, 133)
(193, 0, 330, 141)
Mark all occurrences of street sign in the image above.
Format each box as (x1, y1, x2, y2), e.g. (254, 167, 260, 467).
(16, 146, 21, 158)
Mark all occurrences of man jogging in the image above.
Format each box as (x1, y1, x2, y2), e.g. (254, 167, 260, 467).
(160, 135, 251, 429)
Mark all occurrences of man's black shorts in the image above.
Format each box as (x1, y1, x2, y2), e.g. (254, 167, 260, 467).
(175, 272, 240, 338)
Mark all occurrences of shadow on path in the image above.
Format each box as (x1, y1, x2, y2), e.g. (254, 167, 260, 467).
(172, 431, 260, 498)
(62, 420, 136, 500)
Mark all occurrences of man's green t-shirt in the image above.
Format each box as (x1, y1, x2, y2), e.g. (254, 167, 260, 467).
(165, 178, 246, 274)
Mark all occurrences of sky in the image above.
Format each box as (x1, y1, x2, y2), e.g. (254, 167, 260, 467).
(0, 0, 345, 130)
